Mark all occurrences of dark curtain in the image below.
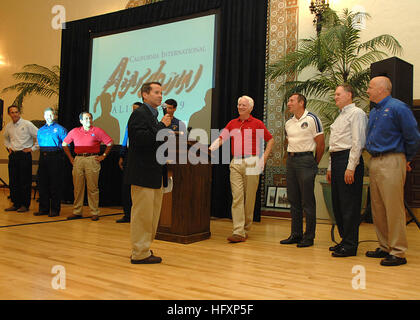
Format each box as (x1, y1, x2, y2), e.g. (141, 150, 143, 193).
(58, 0, 268, 216)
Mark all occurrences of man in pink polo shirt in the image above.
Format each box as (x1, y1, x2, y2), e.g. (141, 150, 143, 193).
(210, 95, 274, 242)
(62, 112, 113, 221)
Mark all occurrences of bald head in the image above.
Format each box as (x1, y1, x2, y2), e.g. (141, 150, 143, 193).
(367, 76, 392, 104)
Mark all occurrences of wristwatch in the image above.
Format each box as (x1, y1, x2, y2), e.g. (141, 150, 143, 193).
(102, 153, 107, 157)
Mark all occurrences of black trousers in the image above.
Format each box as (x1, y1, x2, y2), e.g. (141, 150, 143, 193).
(8, 151, 32, 208)
(38, 150, 64, 214)
(286, 154, 318, 240)
(331, 150, 364, 251)
(122, 156, 132, 220)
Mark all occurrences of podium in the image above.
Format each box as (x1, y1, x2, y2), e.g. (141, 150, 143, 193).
(156, 134, 212, 244)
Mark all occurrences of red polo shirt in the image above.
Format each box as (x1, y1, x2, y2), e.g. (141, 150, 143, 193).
(219, 115, 273, 157)
(63, 126, 113, 154)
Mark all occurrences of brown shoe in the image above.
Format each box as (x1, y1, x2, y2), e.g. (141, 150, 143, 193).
(227, 234, 246, 243)
(91, 215, 99, 221)
(17, 206, 28, 213)
(67, 214, 82, 220)
(131, 255, 162, 264)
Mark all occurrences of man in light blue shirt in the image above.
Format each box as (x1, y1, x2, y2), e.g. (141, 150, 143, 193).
(35, 107, 68, 217)
(365, 76, 420, 266)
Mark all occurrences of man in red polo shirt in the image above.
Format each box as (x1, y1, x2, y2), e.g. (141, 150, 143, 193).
(62, 112, 113, 221)
(210, 95, 274, 242)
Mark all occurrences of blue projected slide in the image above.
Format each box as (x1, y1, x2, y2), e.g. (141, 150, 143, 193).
(89, 14, 217, 144)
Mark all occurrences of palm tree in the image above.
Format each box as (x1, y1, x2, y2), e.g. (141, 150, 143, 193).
(1, 64, 60, 110)
(267, 8, 402, 133)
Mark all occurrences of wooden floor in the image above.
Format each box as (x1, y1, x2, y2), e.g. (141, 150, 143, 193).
(0, 189, 419, 300)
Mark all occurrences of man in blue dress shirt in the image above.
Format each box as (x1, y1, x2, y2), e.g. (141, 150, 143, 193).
(35, 107, 68, 217)
(116, 102, 141, 223)
(365, 76, 420, 266)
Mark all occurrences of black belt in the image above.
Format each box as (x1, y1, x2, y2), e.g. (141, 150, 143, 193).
(370, 150, 395, 158)
(330, 149, 350, 157)
(76, 153, 99, 157)
(40, 147, 62, 153)
(288, 151, 313, 157)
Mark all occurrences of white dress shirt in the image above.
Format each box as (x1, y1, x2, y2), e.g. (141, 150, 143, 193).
(328, 103, 367, 171)
(3, 118, 39, 152)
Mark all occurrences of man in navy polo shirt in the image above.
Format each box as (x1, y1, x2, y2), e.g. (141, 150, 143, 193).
(35, 107, 68, 217)
(164, 99, 187, 134)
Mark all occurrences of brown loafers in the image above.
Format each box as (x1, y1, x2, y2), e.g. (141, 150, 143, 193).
(227, 234, 247, 243)
(131, 255, 162, 264)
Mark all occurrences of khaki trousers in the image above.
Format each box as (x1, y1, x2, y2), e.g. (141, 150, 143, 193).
(72, 156, 101, 216)
(230, 156, 261, 237)
(369, 153, 408, 258)
(130, 184, 163, 260)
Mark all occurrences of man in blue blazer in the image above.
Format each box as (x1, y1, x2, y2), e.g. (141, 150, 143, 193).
(125, 82, 172, 264)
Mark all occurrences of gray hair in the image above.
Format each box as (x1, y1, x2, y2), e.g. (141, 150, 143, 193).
(238, 95, 254, 108)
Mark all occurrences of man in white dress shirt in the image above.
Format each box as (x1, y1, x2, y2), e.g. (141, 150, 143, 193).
(280, 93, 325, 247)
(326, 84, 367, 257)
(3, 105, 39, 212)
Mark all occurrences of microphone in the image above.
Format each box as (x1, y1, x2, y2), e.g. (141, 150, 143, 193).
(161, 103, 167, 115)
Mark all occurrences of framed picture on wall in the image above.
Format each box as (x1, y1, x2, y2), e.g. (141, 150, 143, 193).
(266, 186, 277, 207)
(275, 187, 290, 209)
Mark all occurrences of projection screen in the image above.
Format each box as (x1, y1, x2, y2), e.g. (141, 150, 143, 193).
(88, 12, 218, 144)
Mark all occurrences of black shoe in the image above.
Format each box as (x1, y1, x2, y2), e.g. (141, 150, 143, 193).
(67, 214, 82, 220)
(17, 206, 28, 213)
(34, 211, 48, 216)
(48, 212, 59, 217)
(380, 255, 407, 266)
(297, 239, 314, 248)
(329, 243, 342, 252)
(280, 235, 302, 245)
(116, 217, 130, 223)
(131, 255, 162, 264)
(366, 248, 389, 258)
(332, 247, 357, 257)
(5, 206, 18, 212)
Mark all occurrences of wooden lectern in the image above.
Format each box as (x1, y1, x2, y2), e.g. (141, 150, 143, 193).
(156, 133, 212, 244)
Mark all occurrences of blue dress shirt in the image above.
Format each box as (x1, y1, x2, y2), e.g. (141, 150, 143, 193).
(37, 122, 68, 149)
(366, 96, 420, 161)
(120, 125, 129, 158)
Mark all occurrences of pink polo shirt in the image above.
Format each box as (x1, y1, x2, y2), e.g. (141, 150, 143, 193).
(63, 126, 113, 154)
